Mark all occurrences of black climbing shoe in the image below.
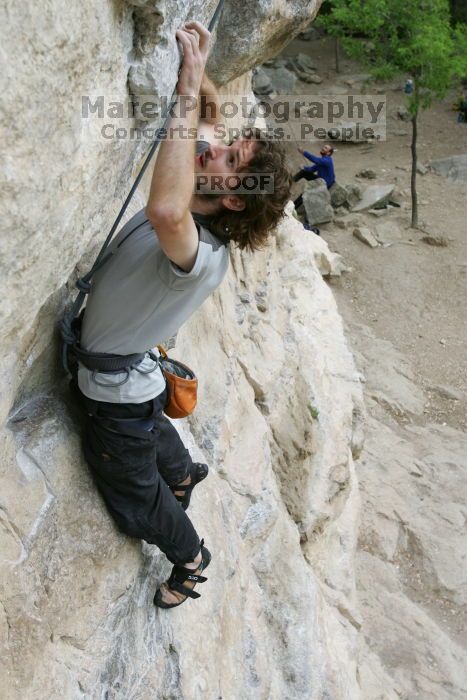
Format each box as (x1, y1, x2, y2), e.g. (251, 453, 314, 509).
(171, 462, 208, 510)
(154, 540, 211, 609)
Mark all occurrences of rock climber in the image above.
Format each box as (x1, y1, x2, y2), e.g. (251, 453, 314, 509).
(293, 144, 335, 233)
(70, 21, 292, 609)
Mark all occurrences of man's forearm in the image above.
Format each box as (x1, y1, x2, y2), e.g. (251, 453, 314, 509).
(146, 95, 199, 220)
(199, 73, 221, 124)
(304, 151, 321, 164)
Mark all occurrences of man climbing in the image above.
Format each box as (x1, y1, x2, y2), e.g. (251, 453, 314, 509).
(71, 21, 292, 609)
(293, 144, 335, 233)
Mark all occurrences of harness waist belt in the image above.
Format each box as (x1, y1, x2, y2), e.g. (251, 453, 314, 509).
(72, 345, 147, 373)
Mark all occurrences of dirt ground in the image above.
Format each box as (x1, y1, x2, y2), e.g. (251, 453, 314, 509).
(280, 34, 467, 432)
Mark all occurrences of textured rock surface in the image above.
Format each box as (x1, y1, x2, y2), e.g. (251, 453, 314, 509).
(0, 0, 324, 429)
(330, 182, 349, 208)
(128, 0, 324, 96)
(430, 154, 467, 183)
(345, 184, 363, 209)
(353, 226, 380, 248)
(0, 1, 366, 698)
(303, 178, 334, 224)
(252, 67, 274, 96)
(352, 184, 395, 212)
(128, 0, 220, 104)
(345, 322, 467, 700)
(1, 200, 364, 698)
(285, 53, 322, 83)
(207, 1, 323, 85)
(262, 64, 298, 94)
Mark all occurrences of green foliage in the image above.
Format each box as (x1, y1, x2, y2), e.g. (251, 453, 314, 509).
(317, 0, 467, 112)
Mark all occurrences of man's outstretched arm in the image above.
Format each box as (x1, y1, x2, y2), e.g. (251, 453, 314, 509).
(303, 150, 323, 164)
(146, 22, 211, 272)
(199, 72, 221, 124)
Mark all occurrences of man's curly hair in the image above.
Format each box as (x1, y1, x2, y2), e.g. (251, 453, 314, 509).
(206, 127, 293, 251)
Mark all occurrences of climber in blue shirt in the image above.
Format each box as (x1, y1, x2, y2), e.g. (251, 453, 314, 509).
(293, 144, 335, 234)
(294, 144, 335, 190)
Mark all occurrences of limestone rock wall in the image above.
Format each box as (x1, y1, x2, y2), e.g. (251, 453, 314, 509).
(1, 203, 363, 699)
(0, 1, 369, 698)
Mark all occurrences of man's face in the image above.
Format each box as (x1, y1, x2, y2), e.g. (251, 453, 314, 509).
(320, 144, 332, 156)
(195, 138, 256, 179)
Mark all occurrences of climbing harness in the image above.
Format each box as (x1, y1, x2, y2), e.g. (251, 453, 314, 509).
(60, 0, 226, 377)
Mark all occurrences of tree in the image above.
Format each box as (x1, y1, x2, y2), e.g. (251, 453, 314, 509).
(317, 0, 467, 227)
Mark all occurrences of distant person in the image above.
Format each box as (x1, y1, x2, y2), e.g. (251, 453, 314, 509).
(404, 79, 414, 95)
(293, 144, 335, 233)
(294, 144, 335, 186)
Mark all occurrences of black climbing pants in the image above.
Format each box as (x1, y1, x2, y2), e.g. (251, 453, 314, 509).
(71, 380, 201, 565)
(293, 169, 320, 210)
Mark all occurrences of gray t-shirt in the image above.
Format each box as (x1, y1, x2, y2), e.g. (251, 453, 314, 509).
(78, 207, 229, 403)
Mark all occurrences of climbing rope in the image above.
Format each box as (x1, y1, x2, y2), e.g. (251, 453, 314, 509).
(60, 0, 226, 371)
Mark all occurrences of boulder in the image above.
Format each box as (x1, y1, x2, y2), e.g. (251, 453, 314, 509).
(252, 68, 274, 95)
(333, 207, 348, 218)
(328, 182, 363, 210)
(262, 57, 285, 69)
(374, 221, 403, 243)
(303, 72, 324, 84)
(207, 1, 323, 85)
(352, 184, 395, 212)
(356, 168, 377, 179)
(262, 65, 297, 94)
(286, 52, 317, 74)
(353, 226, 380, 248)
(285, 53, 322, 83)
(345, 184, 363, 209)
(129, 2, 325, 98)
(329, 182, 348, 208)
(430, 155, 467, 183)
(303, 179, 334, 225)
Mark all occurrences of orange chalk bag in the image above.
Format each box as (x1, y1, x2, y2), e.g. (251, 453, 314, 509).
(157, 346, 198, 419)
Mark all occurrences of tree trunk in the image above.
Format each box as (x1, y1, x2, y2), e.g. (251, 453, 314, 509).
(410, 112, 418, 228)
(335, 37, 340, 73)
